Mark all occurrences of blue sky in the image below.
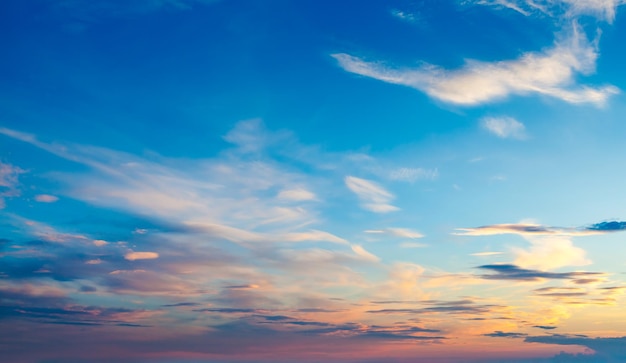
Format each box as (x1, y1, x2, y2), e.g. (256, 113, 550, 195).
(2, 1, 626, 362)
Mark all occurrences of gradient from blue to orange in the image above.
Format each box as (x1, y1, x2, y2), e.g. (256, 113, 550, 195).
(2, 1, 626, 362)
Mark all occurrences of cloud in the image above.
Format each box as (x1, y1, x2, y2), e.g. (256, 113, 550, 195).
(34, 194, 59, 203)
(389, 167, 438, 182)
(456, 220, 626, 267)
(533, 325, 558, 330)
(277, 188, 316, 201)
(345, 176, 399, 213)
(124, 252, 159, 261)
(366, 228, 424, 239)
(333, 22, 618, 106)
(455, 223, 593, 236)
(586, 220, 626, 231)
(525, 334, 626, 362)
(400, 242, 428, 248)
(481, 116, 527, 139)
(513, 235, 591, 270)
(475, 264, 604, 281)
(350, 244, 380, 262)
(455, 221, 626, 237)
(473, 0, 626, 23)
(483, 331, 527, 338)
(0, 161, 24, 209)
(471, 252, 504, 256)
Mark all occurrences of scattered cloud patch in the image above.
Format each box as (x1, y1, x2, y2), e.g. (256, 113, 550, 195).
(0, 161, 24, 209)
(472, 0, 626, 23)
(35, 194, 59, 203)
(390, 8, 419, 23)
(481, 116, 527, 139)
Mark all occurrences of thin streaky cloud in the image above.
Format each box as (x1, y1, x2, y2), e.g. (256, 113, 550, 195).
(124, 251, 159, 261)
(345, 176, 399, 213)
(475, 264, 604, 281)
(471, 252, 504, 256)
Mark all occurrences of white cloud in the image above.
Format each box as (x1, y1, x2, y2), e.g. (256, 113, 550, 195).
(333, 23, 618, 106)
(471, 251, 504, 256)
(345, 176, 399, 213)
(513, 236, 590, 270)
(34, 194, 59, 203)
(124, 251, 159, 261)
(481, 116, 527, 139)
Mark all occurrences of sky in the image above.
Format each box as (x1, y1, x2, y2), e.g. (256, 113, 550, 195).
(2, 0, 626, 362)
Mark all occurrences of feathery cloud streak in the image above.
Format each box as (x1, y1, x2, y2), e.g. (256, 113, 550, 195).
(345, 176, 399, 213)
(333, 23, 617, 106)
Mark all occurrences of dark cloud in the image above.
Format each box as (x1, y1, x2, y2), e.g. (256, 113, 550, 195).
(476, 264, 603, 281)
(161, 302, 200, 307)
(533, 325, 557, 330)
(0, 287, 146, 328)
(573, 278, 603, 284)
(483, 331, 527, 338)
(526, 335, 626, 362)
(194, 308, 261, 313)
(367, 300, 499, 315)
(585, 221, 626, 232)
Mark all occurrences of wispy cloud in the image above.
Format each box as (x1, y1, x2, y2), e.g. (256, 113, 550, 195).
(389, 167, 438, 182)
(472, 0, 626, 23)
(483, 330, 527, 338)
(333, 21, 618, 106)
(345, 176, 399, 213)
(471, 251, 504, 256)
(0, 161, 24, 209)
(481, 116, 527, 139)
